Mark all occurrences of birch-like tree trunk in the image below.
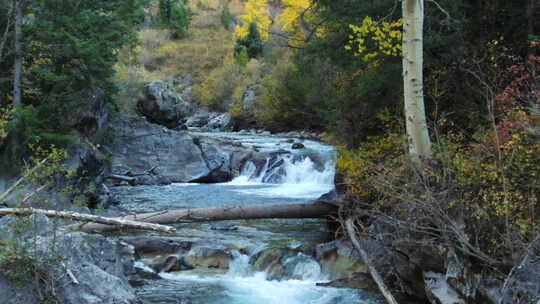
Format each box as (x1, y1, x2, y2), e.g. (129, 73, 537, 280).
(402, 0, 431, 161)
(13, 0, 22, 106)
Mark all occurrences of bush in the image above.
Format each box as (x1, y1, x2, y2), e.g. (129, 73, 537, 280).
(170, 2, 193, 38)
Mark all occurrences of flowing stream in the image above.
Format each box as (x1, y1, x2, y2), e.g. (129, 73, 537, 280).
(112, 132, 382, 304)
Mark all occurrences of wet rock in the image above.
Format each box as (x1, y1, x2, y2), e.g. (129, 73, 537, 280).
(121, 237, 192, 256)
(210, 222, 238, 231)
(315, 240, 367, 280)
(184, 243, 232, 269)
(250, 248, 300, 280)
(291, 143, 305, 149)
(134, 264, 161, 280)
(107, 117, 254, 185)
(316, 272, 377, 291)
(149, 255, 193, 273)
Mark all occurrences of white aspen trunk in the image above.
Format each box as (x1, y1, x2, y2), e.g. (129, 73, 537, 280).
(402, 0, 431, 161)
(13, 0, 22, 106)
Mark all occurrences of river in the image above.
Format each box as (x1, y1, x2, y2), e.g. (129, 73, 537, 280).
(111, 132, 382, 304)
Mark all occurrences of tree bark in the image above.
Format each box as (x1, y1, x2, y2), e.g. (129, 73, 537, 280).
(402, 0, 431, 161)
(70, 200, 339, 233)
(0, 207, 176, 233)
(13, 0, 22, 106)
(346, 218, 399, 304)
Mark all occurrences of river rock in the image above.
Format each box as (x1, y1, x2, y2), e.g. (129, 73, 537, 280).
(316, 272, 378, 291)
(291, 142, 305, 149)
(184, 243, 232, 269)
(147, 255, 193, 273)
(207, 112, 233, 131)
(250, 248, 300, 280)
(121, 237, 192, 256)
(210, 222, 238, 231)
(315, 240, 367, 280)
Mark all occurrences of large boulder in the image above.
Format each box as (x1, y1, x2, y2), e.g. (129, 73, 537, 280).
(107, 118, 255, 185)
(184, 242, 232, 269)
(137, 79, 195, 128)
(206, 113, 234, 131)
(0, 215, 140, 304)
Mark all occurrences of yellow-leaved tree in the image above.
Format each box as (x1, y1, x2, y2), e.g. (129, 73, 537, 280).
(277, 0, 322, 47)
(235, 0, 271, 40)
(346, 16, 403, 63)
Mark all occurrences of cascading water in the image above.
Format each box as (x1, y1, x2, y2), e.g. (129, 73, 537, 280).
(112, 132, 382, 304)
(228, 153, 335, 199)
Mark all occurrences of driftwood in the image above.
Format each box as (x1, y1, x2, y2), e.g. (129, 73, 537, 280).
(0, 207, 176, 233)
(345, 218, 399, 304)
(70, 200, 339, 233)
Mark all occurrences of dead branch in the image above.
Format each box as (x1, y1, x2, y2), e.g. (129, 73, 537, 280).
(0, 207, 176, 233)
(0, 158, 48, 203)
(345, 218, 399, 304)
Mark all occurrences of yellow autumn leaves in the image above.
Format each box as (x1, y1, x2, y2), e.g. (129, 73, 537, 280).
(235, 0, 271, 40)
(346, 16, 403, 62)
(235, 0, 321, 47)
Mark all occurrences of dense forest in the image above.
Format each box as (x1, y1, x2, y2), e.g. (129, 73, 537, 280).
(0, 0, 539, 303)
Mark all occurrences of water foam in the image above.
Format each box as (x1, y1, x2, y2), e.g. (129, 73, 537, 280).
(227, 155, 335, 199)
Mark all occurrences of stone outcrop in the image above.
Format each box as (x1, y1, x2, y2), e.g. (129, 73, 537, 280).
(0, 215, 140, 304)
(105, 117, 253, 185)
(137, 79, 196, 129)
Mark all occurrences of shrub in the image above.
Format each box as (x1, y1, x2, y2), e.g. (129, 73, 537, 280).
(169, 2, 193, 38)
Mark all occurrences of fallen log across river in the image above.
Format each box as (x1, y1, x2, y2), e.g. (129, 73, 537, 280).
(69, 200, 341, 233)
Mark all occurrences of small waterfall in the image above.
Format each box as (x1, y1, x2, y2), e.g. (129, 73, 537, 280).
(228, 153, 335, 199)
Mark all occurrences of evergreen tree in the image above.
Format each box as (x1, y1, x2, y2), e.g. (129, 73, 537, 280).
(5, 0, 146, 147)
(170, 1, 193, 38)
(235, 22, 263, 59)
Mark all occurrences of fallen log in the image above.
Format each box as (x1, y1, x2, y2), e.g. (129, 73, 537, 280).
(0, 207, 176, 233)
(346, 218, 399, 304)
(70, 200, 339, 233)
(108, 174, 136, 183)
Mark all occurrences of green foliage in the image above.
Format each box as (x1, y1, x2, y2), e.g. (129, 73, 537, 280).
(170, 2, 193, 38)
(235, 47, 250, 66)
(0, 0, 146, 155)
(158, 0, 193, 39)
(235, 22, 263, 59)
(220, 2, 233, 30)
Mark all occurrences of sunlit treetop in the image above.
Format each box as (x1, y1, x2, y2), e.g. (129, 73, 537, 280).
(277, 0, 325, 48)
(235, 0, 272, 40)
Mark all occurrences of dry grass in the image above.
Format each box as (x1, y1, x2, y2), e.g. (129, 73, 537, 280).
(113, 0, 245, 114)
